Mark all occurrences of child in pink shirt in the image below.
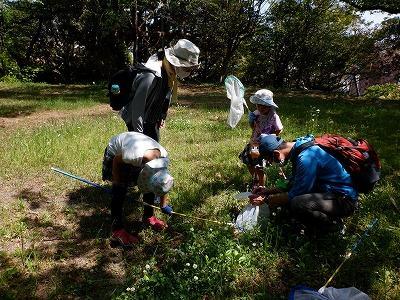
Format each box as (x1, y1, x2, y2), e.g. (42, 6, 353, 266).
(239, 89, 283, 187)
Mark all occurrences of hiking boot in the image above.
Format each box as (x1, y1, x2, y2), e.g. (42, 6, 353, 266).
(111, 229, 139, 247)
(144, 216, 167, 231)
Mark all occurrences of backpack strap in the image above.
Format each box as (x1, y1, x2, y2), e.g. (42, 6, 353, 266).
(291, 137, 356, 190)
(135, 63, 156, 74)
(290, 140, 315, 167)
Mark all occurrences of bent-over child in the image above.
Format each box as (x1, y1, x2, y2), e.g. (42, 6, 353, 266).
(102, 132, 174, 247)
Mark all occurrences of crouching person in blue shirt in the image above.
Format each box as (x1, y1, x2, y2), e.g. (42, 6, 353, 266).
(249, 134, 358, 234)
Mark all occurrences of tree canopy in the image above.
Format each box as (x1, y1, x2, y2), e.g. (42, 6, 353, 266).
(0, 0, 398, 90)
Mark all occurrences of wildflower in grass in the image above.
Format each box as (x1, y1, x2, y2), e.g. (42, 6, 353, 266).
(186, 263, 190, 267)
(209, 228, 213, 232)
(316, 109, 320, 112)
(194, 276, 198, 281)
(143, 269, 147, 274)
(190, 227, 194, 232)
(252, 243, 257, 247)
(126, 287, 135, 292)
(145, 264, 151, 270)
(193, 264, 198, 269)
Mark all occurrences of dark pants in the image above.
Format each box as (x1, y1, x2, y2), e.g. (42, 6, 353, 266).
(110, 163, 157, 230)
(111, 184, 156, 230)
(290, 193, 356, 229)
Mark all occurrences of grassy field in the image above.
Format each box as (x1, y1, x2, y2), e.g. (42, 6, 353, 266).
(0, 82, 399, 299)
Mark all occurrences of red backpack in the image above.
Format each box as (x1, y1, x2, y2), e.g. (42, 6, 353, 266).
(295, 134, 381, 193)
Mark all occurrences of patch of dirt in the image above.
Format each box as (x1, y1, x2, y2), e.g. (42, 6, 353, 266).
(0, 175, 133, 299)
(0, 104, 111, 129)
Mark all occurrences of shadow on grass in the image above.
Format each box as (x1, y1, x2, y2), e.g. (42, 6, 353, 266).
(0, 84, 107, 118)
(0, 104, 38, 118)
(1, 185, 146, 299)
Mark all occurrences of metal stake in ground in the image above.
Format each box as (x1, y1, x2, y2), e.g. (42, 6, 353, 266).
(51, 167, 234, 227)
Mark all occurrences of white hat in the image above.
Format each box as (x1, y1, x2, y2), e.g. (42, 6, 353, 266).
(137, 158, 174, 196)
(165, 39, 200, 67)
(249, 89, 278, 108)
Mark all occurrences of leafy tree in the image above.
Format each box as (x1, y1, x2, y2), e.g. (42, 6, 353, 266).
(243, 0, 365, 89)
(340, 0, 400, 14)
(164, 0, 266, 81)
(359, 17, 400, 82)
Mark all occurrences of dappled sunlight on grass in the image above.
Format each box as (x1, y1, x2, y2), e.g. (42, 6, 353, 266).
(0, 83, 399, 299)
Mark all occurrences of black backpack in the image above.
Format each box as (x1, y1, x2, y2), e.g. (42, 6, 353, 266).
(292, 134, 381, 193)
(107, 64, 155, 111)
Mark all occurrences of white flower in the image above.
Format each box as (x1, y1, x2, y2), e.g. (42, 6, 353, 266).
(126, 287, 135, 292)
(311, 118, 315, 122)
(194, 276, 199, 281)
(193, 264, 198, 269)
(186, 263, 190, 267)
(209, 228, 213, 232)
(316, 109, 320, 112)
(190, 227, 194, 232)
(145, 264, 151, 270)
(252, 243, 257, 247)
(143, 269, 147, 274)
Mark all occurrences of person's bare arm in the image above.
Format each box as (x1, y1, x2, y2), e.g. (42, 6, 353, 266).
(160, 195, 169, 208)
(249, 192, 289, 207)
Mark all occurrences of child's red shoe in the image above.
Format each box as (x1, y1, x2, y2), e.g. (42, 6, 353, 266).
(145, 216, 167, 231)
(111, 229, 139, 247)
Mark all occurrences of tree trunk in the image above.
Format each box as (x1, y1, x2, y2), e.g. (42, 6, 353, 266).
(24, 17, 43, 67)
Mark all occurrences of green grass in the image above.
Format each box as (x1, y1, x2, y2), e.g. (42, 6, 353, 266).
(0, 82, 106, 117)
(0, 83, 399, 299)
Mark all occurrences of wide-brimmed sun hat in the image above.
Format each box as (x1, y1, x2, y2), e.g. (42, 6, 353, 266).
(165, 39, 200, 68)
(137, 158, 174, 196)
(258, 134, 284, 156)
(249, 89, 278, 108)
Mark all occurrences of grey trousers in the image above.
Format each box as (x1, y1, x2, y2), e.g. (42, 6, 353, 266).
(290, 193, 356, 227)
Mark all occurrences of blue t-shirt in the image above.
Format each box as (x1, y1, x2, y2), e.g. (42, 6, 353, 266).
(288, 135, 358, 202)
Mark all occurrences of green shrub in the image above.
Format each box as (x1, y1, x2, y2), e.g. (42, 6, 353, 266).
(0, 52, 20, 79)
(21, 66, 43, 82)
(0, 74, 21, 83)
(364, 83, 400, 100)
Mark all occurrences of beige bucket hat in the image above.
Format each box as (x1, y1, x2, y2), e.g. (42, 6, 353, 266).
(165, 39, 200, 68)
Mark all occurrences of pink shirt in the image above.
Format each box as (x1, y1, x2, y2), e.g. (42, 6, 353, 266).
(250, 109, 283, 144)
